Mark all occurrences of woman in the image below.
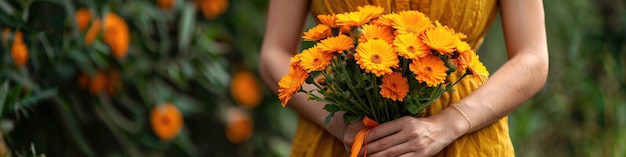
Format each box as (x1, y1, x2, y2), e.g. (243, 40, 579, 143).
(259, 0, 548, 156)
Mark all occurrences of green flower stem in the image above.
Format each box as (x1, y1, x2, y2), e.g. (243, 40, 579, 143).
(370, 73, 380, 122)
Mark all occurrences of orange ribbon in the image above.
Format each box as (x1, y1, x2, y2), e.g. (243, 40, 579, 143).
(350, 116, 380, 157)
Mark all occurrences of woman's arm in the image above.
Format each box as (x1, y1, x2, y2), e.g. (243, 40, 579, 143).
(258, 0, 348, 139)
(362, 0, 549, 156)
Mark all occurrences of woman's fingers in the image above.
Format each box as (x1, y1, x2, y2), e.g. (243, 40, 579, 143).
(365, 116, 411, 142)
(367, 140, 417, 157)
(365, 130, 408, 154)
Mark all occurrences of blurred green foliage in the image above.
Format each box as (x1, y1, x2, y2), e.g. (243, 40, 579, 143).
(0, 0, 624, 156)
(0, 0, 295, 156)
(480, 0, 626, 156)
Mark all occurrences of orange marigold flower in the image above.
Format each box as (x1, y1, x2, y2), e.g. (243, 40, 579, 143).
(453, 50, 471, 72)
(11, 42, 28, 68)
(225, 107, 253, 144)
(357, 5, 385, 19)
(157, 0, 175, 10)
(421, 26, 458, 55)
(75, 8, 92, 31)
(103, 13, 130, 58)
(355, 39, 399, 77)
(371, 13, 396, 27)
(317, 34, 354, 53)
(302, 24, 332, 41)
(196, 0, 229, 20)
(379, 72, 409, 101)
(318, 14, 338, 28)
(409, 55, 448, 87)
(11, 31, 28, 68)
(150, 102, 183, 141)
(394, 33, 430, 59)
(392, 10, 433, 35)
(435, 21, 467, 40)
(230, 69, 263, 109)
(359, 24, 394, 44)
(299, 47, 333, 72)
(85, 19, 102, 45)
(89, 71, 107, 95)
(278, 65, 309, 107)
(336, 11, 370, 27)
(466, 51, 489, 83)
(456, 40, 471, 53)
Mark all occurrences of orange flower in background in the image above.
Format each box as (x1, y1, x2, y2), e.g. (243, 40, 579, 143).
(302, 24, 332, 41)
(230, 69, 263, 109)
(394, 33, 429, 59)
(359, 24, 394, 44)
(318, 14, 337, 28)
(421, 26, 458, 55)
(392, 10, 432, 35)
(103, 13, 130, 58)
(157, 0, 175, 10)
(75, 8, 92, 31)
(317, 34, 354, 53)
(85, 19, 101, 45)
(466, 51, 490, 83)
(278, 65, 309, 107)
(379, 72, 409, 101)
(89, 71, 107, 95)
(150, 102, 183, 141)
(11, 31, 28, 68)
(355, 39, 399, 77)
(225, 107, 253, 144)
(410, 55, 448, 87)
(357, 5, 384, 19)
(336, 11, 370, 27)
(299, 47, 333, 72)
(106, 69, 122, 96)
(196, 0, 229, 20)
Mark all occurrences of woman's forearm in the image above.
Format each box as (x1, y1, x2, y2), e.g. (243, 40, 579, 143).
(432, 0, 548, 136)
(258, 0, 347, 139)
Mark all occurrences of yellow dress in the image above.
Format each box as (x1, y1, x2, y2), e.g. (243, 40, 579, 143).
(290, 0, 514, 156)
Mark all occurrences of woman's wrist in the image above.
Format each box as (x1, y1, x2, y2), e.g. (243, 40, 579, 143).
(325, 111, 346, 140)
(429, 103, 472, 139)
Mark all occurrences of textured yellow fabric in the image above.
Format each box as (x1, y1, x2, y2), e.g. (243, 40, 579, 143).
(290, 0, 514, 156)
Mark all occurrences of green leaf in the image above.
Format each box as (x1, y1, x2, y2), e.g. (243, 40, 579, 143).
(14, 88, 58, 111)
(407, 103, 419, 115)
(323, 104, 340, 112)
(0, 81, 8, 118)
(343, 112, 363, 123)
(323, 112, 335, 125)
(178, 2, 196, 53)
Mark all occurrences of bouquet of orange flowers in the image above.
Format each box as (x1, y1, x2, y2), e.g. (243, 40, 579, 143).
(277, 5, 489, 125)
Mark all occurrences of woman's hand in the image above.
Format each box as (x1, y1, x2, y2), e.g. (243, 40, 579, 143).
(364, 116, 457, 157)
(346, 106, 470, 157)
(342, 119, 367, 153)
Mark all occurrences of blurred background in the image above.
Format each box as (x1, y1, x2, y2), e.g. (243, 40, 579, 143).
(0, 0, 624, 157)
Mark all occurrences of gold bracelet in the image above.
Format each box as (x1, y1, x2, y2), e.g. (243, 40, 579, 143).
(451, 105, 471, 134)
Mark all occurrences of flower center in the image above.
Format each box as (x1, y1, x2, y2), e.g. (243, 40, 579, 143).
(425, 66, 433, 72)
(371, 54, 382, 64)
(312, 58, 320, 66)
(407, 46, 415, 53)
